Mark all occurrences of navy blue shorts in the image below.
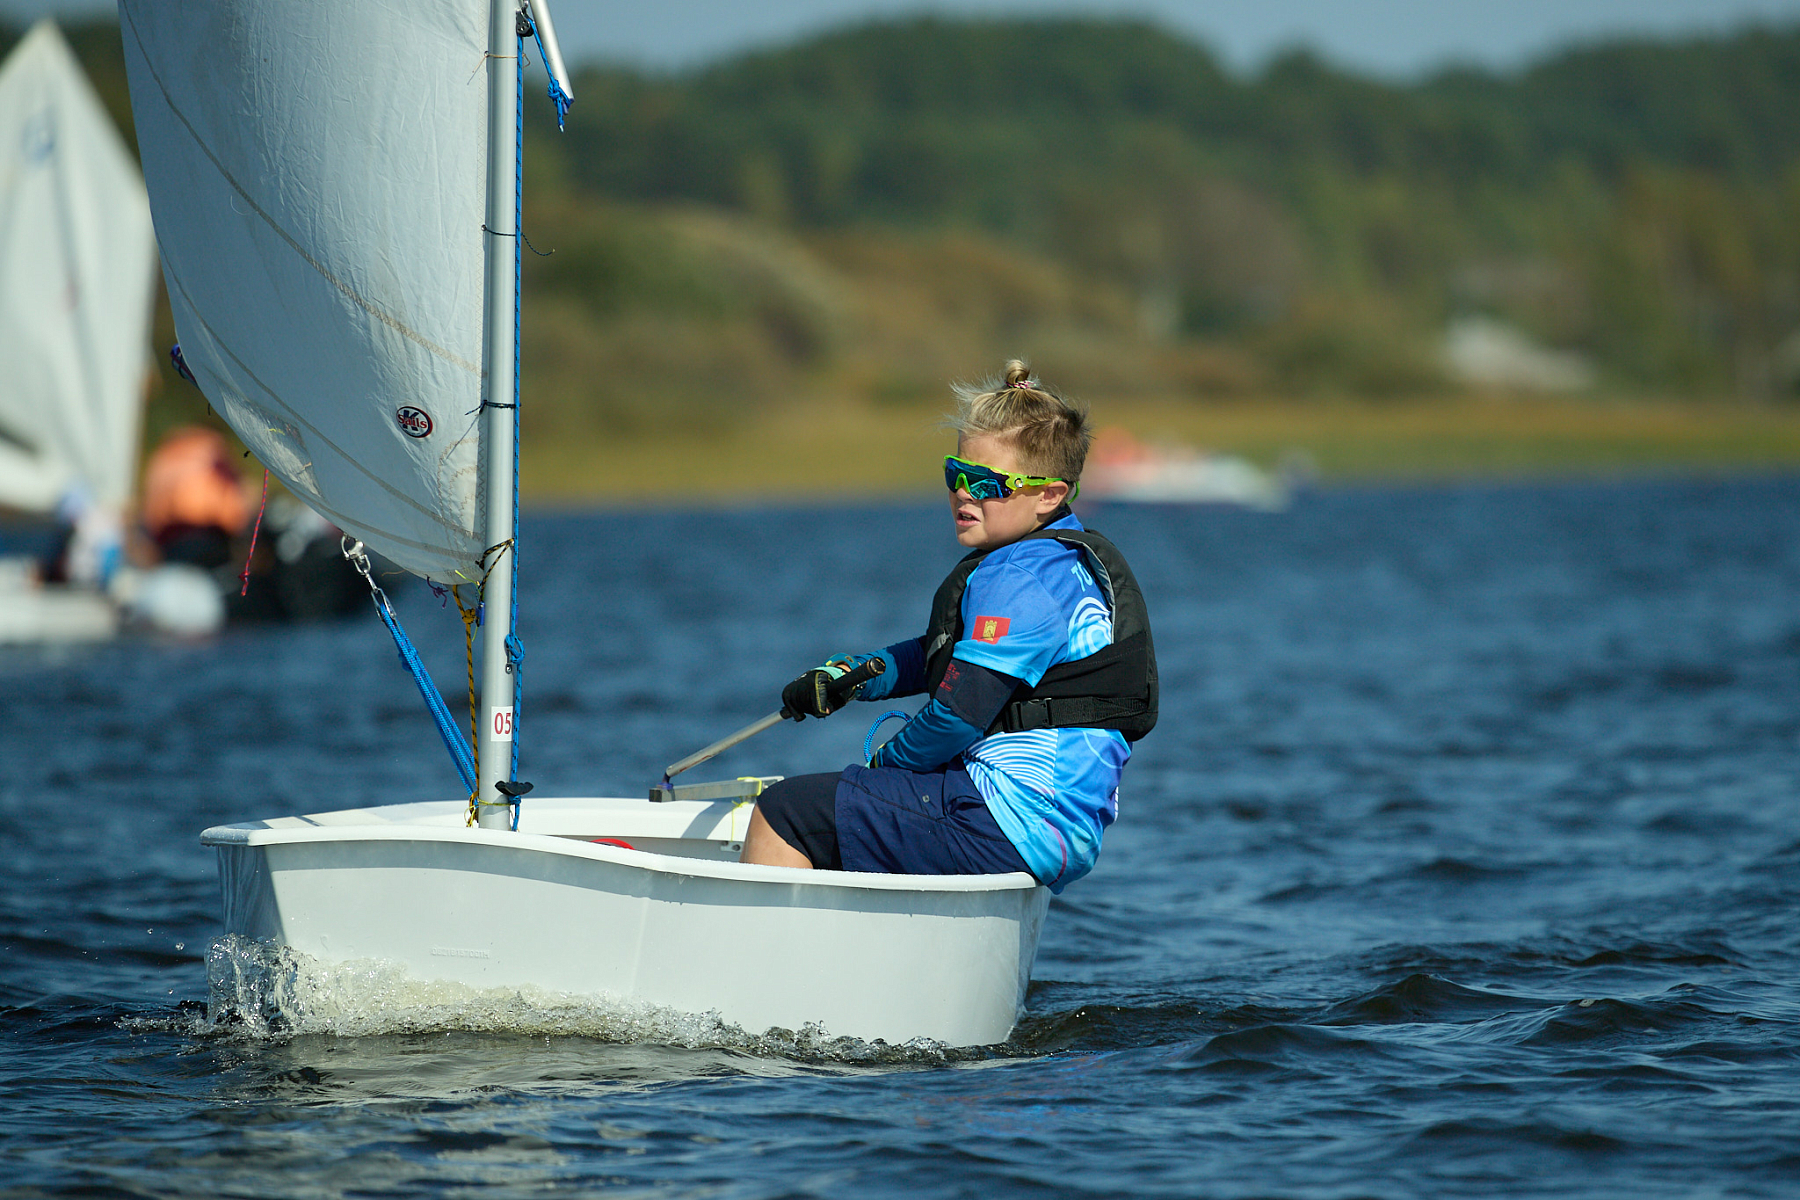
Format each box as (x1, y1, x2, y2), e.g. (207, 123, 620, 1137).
(756, 765, 1034, 879)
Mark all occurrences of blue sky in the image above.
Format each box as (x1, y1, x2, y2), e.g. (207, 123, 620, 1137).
(16, 1, 1800, 76)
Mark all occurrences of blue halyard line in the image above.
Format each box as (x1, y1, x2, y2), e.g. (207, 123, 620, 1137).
(509, 23, 525, 830)
(525, 19, 572, 131)
(503, 16, 574, 830)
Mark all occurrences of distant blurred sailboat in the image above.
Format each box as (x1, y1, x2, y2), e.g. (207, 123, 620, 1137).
(1081, 426, 1299, 511)
(1441, 315, 1594, 393)
(0, 21, 161, 642)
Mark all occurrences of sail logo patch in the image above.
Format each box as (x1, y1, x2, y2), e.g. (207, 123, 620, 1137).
(972, 615, 1010, 643)
(395, 406, 433, 438)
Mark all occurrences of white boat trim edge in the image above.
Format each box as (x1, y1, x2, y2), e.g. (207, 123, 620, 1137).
(202, 797, 1040, 892)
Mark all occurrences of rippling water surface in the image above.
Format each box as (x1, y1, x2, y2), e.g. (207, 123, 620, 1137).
(7, 478, 1800, 1198)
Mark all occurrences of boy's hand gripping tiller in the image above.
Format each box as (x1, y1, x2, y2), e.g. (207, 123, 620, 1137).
(650, 657, 884, 801)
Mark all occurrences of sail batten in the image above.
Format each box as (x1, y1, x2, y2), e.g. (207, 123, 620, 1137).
(121, 0, 491, 580)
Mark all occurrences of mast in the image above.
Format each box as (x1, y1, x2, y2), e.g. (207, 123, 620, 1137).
(476, 0, 522, 828)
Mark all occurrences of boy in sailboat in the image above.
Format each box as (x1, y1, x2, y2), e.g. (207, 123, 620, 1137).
(742, 361, 1157, 892)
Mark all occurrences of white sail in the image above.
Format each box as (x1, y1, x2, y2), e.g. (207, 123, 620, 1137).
(119, 1, 490, 581)
(0, 21, 155, 515)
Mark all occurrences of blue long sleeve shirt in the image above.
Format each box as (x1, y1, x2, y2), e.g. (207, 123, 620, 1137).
(859, 512, 1130, 890)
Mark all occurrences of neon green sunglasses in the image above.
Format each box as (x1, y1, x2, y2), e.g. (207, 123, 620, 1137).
(944, 455, 1077, 500)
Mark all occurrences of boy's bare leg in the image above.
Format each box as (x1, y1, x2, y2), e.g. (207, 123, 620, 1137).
(740, 806, 812, 868)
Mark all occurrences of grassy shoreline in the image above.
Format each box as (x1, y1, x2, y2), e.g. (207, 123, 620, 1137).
(519, 395, 1800, 503)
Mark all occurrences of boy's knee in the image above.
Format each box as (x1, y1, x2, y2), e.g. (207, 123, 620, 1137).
(750, 772, 844, 870)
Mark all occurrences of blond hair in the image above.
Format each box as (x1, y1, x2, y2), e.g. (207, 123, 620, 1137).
(949, 360, 1090, 482)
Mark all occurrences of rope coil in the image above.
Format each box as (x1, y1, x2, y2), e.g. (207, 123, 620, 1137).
(863, 710, 913, 766)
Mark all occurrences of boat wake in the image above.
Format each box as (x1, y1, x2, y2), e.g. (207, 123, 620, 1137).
(198, 935, 974, 1063)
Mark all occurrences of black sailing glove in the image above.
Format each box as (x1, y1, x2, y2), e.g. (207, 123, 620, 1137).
(782, 664, 851, 720)
(780, 656, 887, 720)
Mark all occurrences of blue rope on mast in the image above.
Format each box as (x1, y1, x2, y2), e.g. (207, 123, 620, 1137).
(508, 14, 528, 830)
(488, 2, 571, 831)
(521, 6, 572, 130)
(372, 587, 479, 795)
(544, 79, 572, 131)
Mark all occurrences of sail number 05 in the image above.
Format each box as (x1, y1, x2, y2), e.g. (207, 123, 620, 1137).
(488, 706, 514, 742)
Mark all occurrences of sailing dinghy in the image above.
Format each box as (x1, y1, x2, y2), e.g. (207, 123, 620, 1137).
(123, 0, 1049, 1046)
(0, 21, 158, 643)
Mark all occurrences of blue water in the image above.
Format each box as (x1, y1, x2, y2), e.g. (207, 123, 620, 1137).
(6, 478, 1800, 1198)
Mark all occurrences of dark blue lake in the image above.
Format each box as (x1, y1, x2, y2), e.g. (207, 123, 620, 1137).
(6, 477, 1800, 1198)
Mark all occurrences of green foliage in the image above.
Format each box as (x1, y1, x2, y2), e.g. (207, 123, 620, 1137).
(520, 203, 844, 435)
(539, 15, 1800, 395)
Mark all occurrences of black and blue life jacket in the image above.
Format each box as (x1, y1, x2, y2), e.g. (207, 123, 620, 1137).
(921, 524, 1158, 742)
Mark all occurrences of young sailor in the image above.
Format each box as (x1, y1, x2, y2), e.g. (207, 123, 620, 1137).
(741, 361, 1156, 891)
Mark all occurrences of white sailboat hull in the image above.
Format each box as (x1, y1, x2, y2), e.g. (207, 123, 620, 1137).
(203, 795, 1050, 1047)
(0, 577, 115, 643)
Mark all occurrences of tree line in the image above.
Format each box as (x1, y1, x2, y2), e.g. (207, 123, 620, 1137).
(538, 16, 1800, 394)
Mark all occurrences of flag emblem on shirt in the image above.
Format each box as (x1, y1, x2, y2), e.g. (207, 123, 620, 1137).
(972, 615, 1010, 643)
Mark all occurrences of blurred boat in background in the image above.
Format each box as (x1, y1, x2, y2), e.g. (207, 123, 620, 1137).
(1440, 314, 1595, 393)
(1081, 426, 1304, 511)
(135, 424, 376, 628)
(0, 22, 370, 644)
(0, 21, 186, 643)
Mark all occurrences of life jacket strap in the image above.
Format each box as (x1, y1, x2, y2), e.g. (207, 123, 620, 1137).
(992, 694, 1157, 735)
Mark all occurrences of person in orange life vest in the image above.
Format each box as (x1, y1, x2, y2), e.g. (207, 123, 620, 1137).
(140, 426, 250, 570)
